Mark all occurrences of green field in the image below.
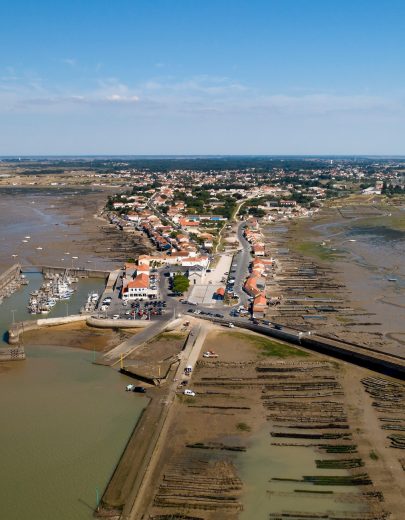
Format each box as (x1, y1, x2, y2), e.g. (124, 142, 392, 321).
(228, 331, 309, 358)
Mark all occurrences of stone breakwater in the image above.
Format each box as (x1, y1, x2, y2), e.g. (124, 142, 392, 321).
(7, 315, 150, 346)
(0, 263, 26, 302)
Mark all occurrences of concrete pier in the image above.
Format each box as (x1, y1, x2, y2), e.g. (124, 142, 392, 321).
(21, 265, 110, 279)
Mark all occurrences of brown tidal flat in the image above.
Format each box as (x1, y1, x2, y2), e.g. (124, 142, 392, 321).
(134, 327, 405, 520)
(0, 187, 153, 272)
(262, 202, 405, 357)
(22, 322, 138, 352)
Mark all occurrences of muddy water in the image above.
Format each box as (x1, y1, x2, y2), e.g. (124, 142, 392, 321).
(0, 345, 146, 520)
(0, 273, 146, 519)
(238, 427, 366, 519)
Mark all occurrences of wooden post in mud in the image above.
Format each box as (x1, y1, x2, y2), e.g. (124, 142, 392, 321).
(95, 487, 100, 511)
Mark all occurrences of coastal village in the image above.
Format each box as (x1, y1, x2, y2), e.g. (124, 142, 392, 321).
(0, 158, 404, 520)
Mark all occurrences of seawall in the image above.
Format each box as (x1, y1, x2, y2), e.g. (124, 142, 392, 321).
(8, 315, 87, 345)
(21, 265, 110, 279)
(0, 263, 21, 293)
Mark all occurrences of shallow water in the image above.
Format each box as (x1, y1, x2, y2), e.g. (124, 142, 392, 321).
(0, 271, 145, 519)
(0, 345, 146, 520)
(314, 217, 405, 353)
(238, 427, 366, 519)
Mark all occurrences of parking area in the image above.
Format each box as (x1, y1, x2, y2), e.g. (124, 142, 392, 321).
(188, 254, 233, 306)
(95, 268, 167, 320)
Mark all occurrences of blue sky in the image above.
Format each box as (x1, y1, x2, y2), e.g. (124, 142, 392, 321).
(1, 0, 404, 155)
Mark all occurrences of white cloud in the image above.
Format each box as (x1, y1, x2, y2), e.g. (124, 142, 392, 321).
(0, 71, 402, 119)
(62, 58, 76, 67)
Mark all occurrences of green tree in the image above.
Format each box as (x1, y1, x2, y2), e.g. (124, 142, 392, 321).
(172, 275, 190, 294)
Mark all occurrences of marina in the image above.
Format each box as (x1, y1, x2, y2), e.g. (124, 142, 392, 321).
(0, 271, 105, 347)
(27, 269, 79, 315)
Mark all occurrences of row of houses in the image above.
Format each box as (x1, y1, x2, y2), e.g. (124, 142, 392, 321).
(242, 219, 279, 313)
(243, 220, 266, 258)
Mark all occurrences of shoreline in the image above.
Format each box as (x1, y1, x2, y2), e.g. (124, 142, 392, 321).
(262, 201, 404, 357)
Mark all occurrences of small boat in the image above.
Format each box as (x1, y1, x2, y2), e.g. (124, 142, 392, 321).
(36, 247, 43, 250)
(388, 278, 397, 282)
(348, 239, 356, 242)
(22, 240, 28, 243)
(25, 236, 31, 239)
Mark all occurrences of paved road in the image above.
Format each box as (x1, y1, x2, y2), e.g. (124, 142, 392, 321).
(126, 320, 209, 519)
(232, 221, 251, 307)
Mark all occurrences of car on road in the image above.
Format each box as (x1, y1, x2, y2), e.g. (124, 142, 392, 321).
(274, 324, 282, 330)
(184, 389, 196, 397)
(215, 313, 224, 318)
(228, 322, 235, 328)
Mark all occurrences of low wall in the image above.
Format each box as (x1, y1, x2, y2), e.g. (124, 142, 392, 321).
(41, 265, 110, 279)
(8, 315, 87, 344)
(21, 265, 110, 279)
(86, 316, 150, 329)
(0, 263, 21, 292)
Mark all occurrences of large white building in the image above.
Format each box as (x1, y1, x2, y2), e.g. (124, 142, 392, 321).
(121, 273, 157, 300)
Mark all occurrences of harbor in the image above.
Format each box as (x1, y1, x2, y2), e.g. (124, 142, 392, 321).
(0, 264, 148, 520)
(0, 270, 106, 348)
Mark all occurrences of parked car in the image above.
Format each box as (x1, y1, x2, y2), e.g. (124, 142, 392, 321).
(184, 389, 196, 397)
(132, 386, 146, 393)
(203, 351, 218, 358)
(112, 314, 120, 320)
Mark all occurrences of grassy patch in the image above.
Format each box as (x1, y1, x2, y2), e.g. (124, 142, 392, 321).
(152, 332, 186, 342)
(236, 422, 251, 432)
(294, 241, 337, 262)
(336, 316, 351, 324)
(225, 331, 309, 358)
